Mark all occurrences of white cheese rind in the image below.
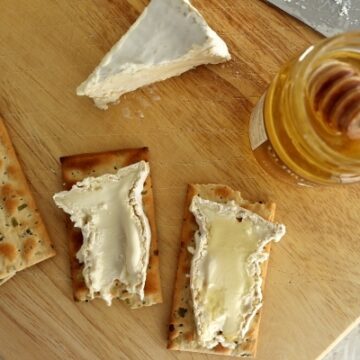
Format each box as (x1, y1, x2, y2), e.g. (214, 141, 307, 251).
(53, 161, 151, 305)
(77, 0, 231, 109)
(189, 196, 286, 349)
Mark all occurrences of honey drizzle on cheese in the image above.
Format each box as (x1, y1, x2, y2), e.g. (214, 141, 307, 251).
(189, 197, 286, 349)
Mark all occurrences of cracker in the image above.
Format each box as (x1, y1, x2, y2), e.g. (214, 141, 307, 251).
(168, 184, 276, 357)
(59, 147, 162, 307)
(0, 117, 55, 283)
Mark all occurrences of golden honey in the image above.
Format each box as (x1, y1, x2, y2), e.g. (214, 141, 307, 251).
(249, 32, 360, 186)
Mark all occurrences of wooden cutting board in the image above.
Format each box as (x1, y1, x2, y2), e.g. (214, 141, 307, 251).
(0, 1, 359, 359)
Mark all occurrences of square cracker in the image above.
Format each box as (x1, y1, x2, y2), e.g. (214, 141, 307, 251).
(168, 184, 276, 357)
(59, 147, 162, 307)
(0, 117, 55, 283)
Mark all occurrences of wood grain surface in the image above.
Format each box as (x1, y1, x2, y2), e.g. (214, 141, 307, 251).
(0, 1, 359, 359)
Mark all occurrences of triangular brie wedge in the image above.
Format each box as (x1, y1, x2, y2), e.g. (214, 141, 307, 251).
(77, 0, 231, 109)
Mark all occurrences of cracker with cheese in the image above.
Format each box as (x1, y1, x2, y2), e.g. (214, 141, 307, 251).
(0, 117, 55, 284)
(53, 147, 162, 307)
(168, 184, 285, 357)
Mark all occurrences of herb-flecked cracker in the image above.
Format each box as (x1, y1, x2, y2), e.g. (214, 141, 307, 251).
(0, 117, 55, 284)
(168, 184, 276, 357)
(59, 147, 162, 308)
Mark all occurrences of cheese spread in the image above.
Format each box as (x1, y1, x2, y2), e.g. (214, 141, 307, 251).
(77, 0, 231, 109)
(53, 161, 151, 305)
(189, 196, 286, 349)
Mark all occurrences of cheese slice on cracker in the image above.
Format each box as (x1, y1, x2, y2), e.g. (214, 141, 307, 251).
(168, 184, 285, 357)
(53, 148, 162, 307)
(0, 117, 55, 284)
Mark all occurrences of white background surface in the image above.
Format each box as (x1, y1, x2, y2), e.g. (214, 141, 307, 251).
(323, 324, 360, 360)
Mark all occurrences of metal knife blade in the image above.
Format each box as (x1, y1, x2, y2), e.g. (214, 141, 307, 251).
(267, 0, 360, 37)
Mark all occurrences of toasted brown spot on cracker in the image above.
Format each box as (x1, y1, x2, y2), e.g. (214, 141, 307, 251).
(74, 285, 89, 301)
(0, 243, 17, 261)
(70, 229, 83, 253)
(214, 344, 230, 354)
(127, 147, 149, 165)
(65, 157, 103, 173)
(6, 165, 19, 179)
(1, 184, 15, 201)
(182, 265, 189, 273)
(24, 238, 36, 262)
(214, 187, 231, 199)
(5, 200, 18, 215)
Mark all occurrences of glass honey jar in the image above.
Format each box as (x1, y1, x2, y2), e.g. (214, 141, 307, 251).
(249, 32, 360, 186)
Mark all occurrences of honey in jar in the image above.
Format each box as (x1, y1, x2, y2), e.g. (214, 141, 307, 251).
(249, 32, 360, 186)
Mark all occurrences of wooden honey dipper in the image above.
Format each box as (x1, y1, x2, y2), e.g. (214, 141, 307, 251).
(309, 60, 360, 140)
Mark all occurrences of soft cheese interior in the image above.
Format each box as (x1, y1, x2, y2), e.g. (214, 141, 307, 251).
(189, 196, 286, 349)
(77, 0, 231, 109)
(53, 161, 151, 305)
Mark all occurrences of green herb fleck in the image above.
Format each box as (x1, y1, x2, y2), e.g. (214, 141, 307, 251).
(26, 229, 33, 235)
(11, 218, 18, 227)
(18, 204, 28, 211)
